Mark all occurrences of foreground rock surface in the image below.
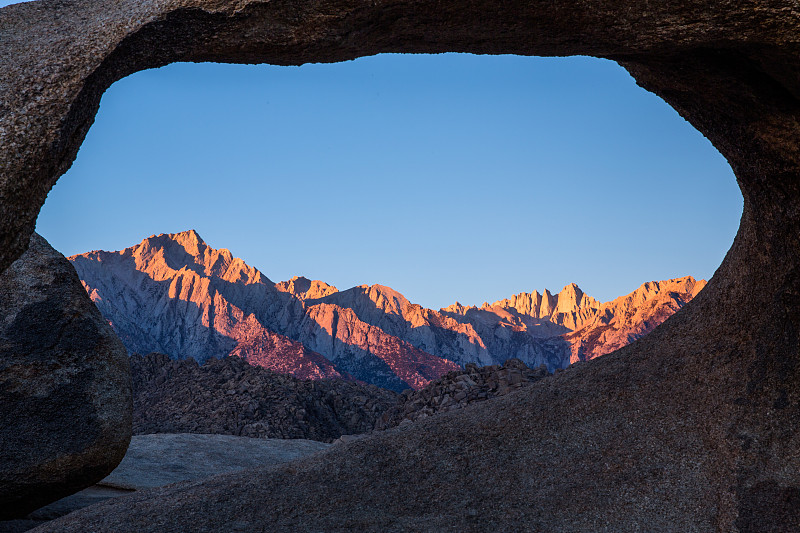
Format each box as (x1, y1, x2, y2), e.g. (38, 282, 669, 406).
(2, 434, 328, 532)
(4, 0, 800, 530)
(98, 433, 330, 490)
(132, 352, 397, 442)
(0, 234, 131, 519)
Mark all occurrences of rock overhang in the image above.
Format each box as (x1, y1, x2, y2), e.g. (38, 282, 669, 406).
(1, 0, 799, 278)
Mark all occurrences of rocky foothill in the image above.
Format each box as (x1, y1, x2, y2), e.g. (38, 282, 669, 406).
(375, 359, 549, 430)
(131, 352, 398, 442)
(132, 350, 552, 440)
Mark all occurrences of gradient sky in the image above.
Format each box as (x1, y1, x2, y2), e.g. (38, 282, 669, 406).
(16, 16, 742, 309)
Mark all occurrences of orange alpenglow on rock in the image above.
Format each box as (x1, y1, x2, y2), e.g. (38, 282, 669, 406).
(70, 230, 704, 392)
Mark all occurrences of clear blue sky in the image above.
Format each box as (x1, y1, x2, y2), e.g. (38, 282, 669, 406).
(25, 43, 741, 308)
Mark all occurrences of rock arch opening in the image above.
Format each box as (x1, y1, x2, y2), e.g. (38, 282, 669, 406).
(33, 53, 742, 389)
(2, 0, 800, 529)
(37, 53, 741, 309)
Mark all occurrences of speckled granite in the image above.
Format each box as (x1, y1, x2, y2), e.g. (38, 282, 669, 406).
(0, 234, 131, 519)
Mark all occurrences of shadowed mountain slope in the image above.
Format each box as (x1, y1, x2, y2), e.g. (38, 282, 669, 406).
(131, 352, 397, 442)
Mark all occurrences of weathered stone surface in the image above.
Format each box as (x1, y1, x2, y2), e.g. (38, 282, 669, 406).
(0, 520, 44, 533)
(98, 433, 331, 490)
(0, 234, 132, 519)
(3, 0, 800, 531)
(0, 434, 329, 532)
(25, 487, 132, 523)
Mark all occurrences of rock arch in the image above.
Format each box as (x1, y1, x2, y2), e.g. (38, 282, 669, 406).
(2, 0, 800, 529)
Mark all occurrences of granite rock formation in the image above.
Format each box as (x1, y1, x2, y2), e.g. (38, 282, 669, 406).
(441, 276, 706, 366)
(71, 231, 701, 389)
(1, 434, 330, 532)
(71, 231, 460, 391)
(374, 358, 549, 430)
(0, 234, 131, 520)
(131, 352, 397, 442)
(444, 282, 602, 333)
(2, 0, 800, 530)
(71, 229, 343, 380)
(563, 276, 707, 362)
(96, 433, 331, 491)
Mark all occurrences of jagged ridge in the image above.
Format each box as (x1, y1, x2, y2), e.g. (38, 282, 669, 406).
(70, 230, 705, 390)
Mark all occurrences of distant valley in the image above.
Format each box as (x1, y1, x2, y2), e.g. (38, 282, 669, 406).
(70, 230, 705, 391)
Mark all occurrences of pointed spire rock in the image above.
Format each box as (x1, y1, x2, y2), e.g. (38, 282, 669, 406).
(539, 289, 556, 317)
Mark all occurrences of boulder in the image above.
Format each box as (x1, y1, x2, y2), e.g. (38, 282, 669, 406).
(0, 234, 131, 519)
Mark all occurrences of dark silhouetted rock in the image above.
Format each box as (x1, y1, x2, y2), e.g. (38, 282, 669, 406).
(0, 234, 131, 519)
(3, 0, 800, 530)
(131, 352, 397, 442)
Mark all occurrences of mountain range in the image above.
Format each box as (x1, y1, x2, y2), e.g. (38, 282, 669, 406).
(69, 230, 705, 391)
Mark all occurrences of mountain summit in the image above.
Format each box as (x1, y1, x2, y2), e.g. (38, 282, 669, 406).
(70, 230, 705, 390)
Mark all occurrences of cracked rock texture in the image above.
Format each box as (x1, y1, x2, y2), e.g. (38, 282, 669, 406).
(2, 0, 800, 531)
(0, 234, 131, 520)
